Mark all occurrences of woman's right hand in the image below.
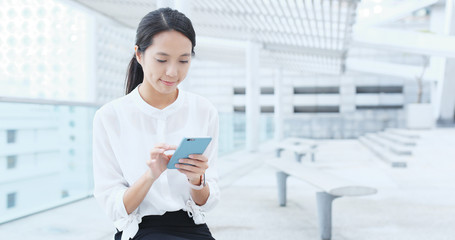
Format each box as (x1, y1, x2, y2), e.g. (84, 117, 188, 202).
(146, 143, 177, 180)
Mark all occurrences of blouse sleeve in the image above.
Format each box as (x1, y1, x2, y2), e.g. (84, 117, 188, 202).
(92, 109, 141, 238)
(200, 108, 221, 212)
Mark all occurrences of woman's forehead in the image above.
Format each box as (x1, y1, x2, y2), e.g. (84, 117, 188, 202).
(147, 30, 192, 56)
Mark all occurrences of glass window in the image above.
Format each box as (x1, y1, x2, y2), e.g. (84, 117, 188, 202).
(7, 192, 17, 209)
(7, 155, 17, 169)
(233, 87, 246, 95)
(260, 87, 274, 95)
(7, 130, 16, 143)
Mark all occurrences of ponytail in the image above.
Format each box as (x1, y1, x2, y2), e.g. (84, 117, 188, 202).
(125, 54, 143, 95)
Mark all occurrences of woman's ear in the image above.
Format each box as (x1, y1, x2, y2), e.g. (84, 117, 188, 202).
(134, 45, 142, 65)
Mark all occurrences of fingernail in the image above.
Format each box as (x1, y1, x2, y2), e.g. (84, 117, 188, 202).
(189, 154, 194, 158)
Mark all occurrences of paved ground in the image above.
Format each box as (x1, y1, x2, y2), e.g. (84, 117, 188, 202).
(1, 128, 454, 240)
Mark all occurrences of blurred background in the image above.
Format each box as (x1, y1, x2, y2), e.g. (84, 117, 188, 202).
(0, 0, 454, 239)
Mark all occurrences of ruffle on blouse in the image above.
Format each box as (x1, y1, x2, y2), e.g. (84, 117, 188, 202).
(185, 199, 206, 224)
(114, 210, 142, 240)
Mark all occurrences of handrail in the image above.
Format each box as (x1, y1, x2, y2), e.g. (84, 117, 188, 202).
(0, 96, 102, 108)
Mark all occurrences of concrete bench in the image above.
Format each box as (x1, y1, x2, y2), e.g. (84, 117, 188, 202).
(276, 138, 318, 162)
(267, 158, 377, 240)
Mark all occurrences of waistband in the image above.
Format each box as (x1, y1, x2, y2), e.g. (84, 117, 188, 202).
(139, 210, 198, 229)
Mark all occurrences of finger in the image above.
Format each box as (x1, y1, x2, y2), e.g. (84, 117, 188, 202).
(154, 145, 178, 152)
(179, 158, 208, 169)
(154, 143, 169, 149)
(150, 148, 165, 155)
(177, 168, 200, 178)
(175, 163, 204, 173)
(188, 154, 208, 162)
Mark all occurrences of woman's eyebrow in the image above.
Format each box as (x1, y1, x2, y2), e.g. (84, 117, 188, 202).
(156, 52, 191, 57)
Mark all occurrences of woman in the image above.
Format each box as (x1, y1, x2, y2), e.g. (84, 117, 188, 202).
(92, 8, 220, 240)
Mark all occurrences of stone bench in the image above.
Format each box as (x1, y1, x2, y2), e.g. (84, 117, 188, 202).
(267, 158, 377, 240)
(275, 138, 318, 162)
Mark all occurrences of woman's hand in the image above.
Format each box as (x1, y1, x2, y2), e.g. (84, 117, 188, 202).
(176, 154, 209, 185)
(146, 143, 177, 180)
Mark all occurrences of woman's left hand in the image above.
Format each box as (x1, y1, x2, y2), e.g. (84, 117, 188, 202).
(176, 154, 208, 185)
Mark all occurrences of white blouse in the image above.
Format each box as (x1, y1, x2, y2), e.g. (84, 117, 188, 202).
(92, 85, 220, 240)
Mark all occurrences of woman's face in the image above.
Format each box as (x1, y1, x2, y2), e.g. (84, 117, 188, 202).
(136, 30, 192, 95)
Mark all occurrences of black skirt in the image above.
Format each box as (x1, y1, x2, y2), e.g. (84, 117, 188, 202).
(114, 210, 215, 240)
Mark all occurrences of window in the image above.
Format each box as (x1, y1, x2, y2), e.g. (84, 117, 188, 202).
(233, 87, 246, 95)
(294, 87, 339, 94)
(260, 87, 274, 95)
(356, 105, 403, 110)
(293, 106, 340, 113)
(261, 106, 274, 113)
(7, 130, 17, 143)
(7, 192, 17, 209)
(7, 155, 17, 169)
(233, 106, 245, 113)
(356, 86, 403, 94)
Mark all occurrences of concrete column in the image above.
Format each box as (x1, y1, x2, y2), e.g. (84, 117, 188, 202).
(439, 0, 455, 122)
(174, 0, 192, 91)
(274, 68, 284, 142)
(246, 41, 261, 152)
(339, 75, 356, 113)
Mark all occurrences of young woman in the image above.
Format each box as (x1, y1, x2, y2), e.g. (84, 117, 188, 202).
(92, 8, 220, 240)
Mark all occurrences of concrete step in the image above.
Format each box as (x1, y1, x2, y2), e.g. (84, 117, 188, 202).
(358, 136, 408, 168)
(386, 128, 421, 139)
(365, 133, 413, 156)
(377, 131, 417, 146)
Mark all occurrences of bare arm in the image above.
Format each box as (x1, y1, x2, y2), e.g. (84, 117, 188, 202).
(176, 154, 210, 206)
(123, 144, 176, 214)
(189, 176, 210, 206)
(123, 169, 155, 214)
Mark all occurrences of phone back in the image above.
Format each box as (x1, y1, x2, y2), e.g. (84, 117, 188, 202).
(167, 137, 212, 169)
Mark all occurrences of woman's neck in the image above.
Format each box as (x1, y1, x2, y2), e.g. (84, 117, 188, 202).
(138, 83, 178, 110)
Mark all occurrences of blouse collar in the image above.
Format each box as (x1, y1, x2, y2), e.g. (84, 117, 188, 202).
(130, 84, 186, 119)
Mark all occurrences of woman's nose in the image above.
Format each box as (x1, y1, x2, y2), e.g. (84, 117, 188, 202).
(166, 64, 178, 78)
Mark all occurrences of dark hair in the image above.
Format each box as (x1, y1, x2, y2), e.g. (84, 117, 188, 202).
(125, 8, 196, 94)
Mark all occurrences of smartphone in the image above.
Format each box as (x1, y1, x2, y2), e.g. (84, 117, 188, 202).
(167, 137, 212, 169)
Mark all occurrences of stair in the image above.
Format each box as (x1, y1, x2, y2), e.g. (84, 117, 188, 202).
(359, 136, 409, 168)
(359, 128, 420, 168)
(386, 128, 420, 139)
(377, 132, 417, 146)
(365, 133, 413, 155)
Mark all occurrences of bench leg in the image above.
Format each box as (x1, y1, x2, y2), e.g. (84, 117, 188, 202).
(311, 152, 315, 162)
(294, 152, 304, 162)
(276, 171, 289, 207)
(276, 148, 284, 157)
(316, 192, 340, 240)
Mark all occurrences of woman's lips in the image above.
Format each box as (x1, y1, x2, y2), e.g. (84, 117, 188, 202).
(160, 79, 176, 86)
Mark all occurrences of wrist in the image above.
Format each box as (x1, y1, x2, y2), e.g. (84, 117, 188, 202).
(146, 169, 156, 182)
(189, 175, 202, 185)
(188, 174, 206, 190)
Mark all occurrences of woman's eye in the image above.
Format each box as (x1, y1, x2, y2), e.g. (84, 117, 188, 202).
(156, 59, 166, 63)
(180, 60, 189, 64)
